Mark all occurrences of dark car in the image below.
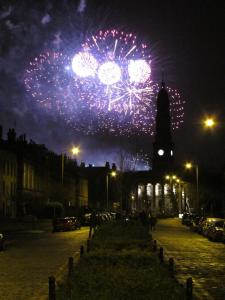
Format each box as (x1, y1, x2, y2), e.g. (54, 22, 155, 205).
(190, 216, 202, 232)
(68, 217, 81, 229)
(0, 233, 4, 251)
(182, 213, 193, 226)
(194, 216, 207, 234)
(207, 219, 225, 242)
(81, 213, 91, 226)
(52, 217, 80, 232)
(201, 218, 223, 237)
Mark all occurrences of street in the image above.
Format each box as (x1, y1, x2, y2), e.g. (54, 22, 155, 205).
(153, 218, 225, 300)
(0, 226, 89, 300)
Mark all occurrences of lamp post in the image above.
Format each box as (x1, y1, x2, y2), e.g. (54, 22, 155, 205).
(106, 171, 117, 210)
(165, 174, 179, 214)
(185, 162, 199, 213)
(61, 153, 65, 185)
(175, 178, 184, 214)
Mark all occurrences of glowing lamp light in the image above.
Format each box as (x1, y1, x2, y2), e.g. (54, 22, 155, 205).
(128, 59, 151, 83)
(98, 61, 121, 85)
(71, 146, 80, 155)
(72, 52, 98, 77)
(111, 171, 117, 177)
(185, 162, 192, 169)
(204, 118, 215, 128)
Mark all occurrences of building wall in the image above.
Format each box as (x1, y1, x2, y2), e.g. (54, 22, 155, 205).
(0, 150, 17, 217)
(0, 131, 90, 217)
(78, 178, 88, 207)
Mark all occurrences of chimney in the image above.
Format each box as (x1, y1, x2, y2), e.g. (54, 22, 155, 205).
(112, 163, 117, 170)
(7, 128, 16, 143)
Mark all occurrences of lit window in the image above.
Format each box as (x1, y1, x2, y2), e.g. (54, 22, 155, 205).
(164, 184, 170, 195)
(147, 183, 153, 196)
(155, 183, 161, 196)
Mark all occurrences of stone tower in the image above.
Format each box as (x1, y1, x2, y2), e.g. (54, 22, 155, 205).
(152, 82, 174, 173)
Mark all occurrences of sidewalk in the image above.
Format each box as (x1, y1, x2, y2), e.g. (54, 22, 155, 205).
(152, 218, 225, 300)
(0, 217, 52, 233)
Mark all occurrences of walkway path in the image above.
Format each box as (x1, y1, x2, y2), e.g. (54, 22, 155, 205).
(0, 227, 89, 300)
(153, 218, 225, 299)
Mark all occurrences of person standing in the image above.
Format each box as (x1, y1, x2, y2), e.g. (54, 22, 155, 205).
(150, 215, 157, 230)
(89, 211, 98, 238)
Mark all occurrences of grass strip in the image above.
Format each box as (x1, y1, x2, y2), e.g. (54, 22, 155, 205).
(57, 220, 185, 300)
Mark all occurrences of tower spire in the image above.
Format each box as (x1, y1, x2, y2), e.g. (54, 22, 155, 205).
(152, 81, 174, 173)
(161, 69, 165, 88)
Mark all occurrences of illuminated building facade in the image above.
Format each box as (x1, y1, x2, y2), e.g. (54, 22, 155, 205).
(123, 83, 187, 215)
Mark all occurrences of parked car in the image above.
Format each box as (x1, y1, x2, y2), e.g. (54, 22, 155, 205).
(52, 217, 80, 232)
(182, 213, 193, 226)
(82, 213, 92, 226)
(190, 215, 202, 232)
(195, 216, 207, 234)
(201, 218, 223, 237)
(68, 217, 81, 229)
(207, 219, 225, 242)
(0, 233, 4, 251)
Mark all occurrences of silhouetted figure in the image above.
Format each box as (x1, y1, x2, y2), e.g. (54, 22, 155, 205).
(89, 211, 98, 238)
(139, 210, 149, 227)
(150, 215, 157, 230)
(115, 212, 122, 220)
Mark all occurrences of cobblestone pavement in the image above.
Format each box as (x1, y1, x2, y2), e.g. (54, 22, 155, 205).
(0, 226, 89, 300)
(152, 218, 225, 300)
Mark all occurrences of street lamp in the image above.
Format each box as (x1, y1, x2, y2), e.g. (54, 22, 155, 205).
(106, 171, 117, 210)
(71, 146, 80, 155)
(204, 118, 216, 128)
(175, 178, 183, 214)
(111, 171, 117, 177)
(203, 117, 216, 129)
(184, 162, 199, 212)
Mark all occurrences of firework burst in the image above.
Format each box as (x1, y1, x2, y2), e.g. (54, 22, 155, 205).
(24, 29, 185, 136)
(69, 29, 156, 135)
(75, 29, 153, 114)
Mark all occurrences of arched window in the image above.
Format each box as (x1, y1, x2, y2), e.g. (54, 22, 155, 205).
(164, 183, 170, 195)
(155, 183, 162, 196)
(138, 185, 144, 197)
(147, 183, 153, 197)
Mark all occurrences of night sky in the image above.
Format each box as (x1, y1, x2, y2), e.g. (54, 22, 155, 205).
(0, 0, 224, 170)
